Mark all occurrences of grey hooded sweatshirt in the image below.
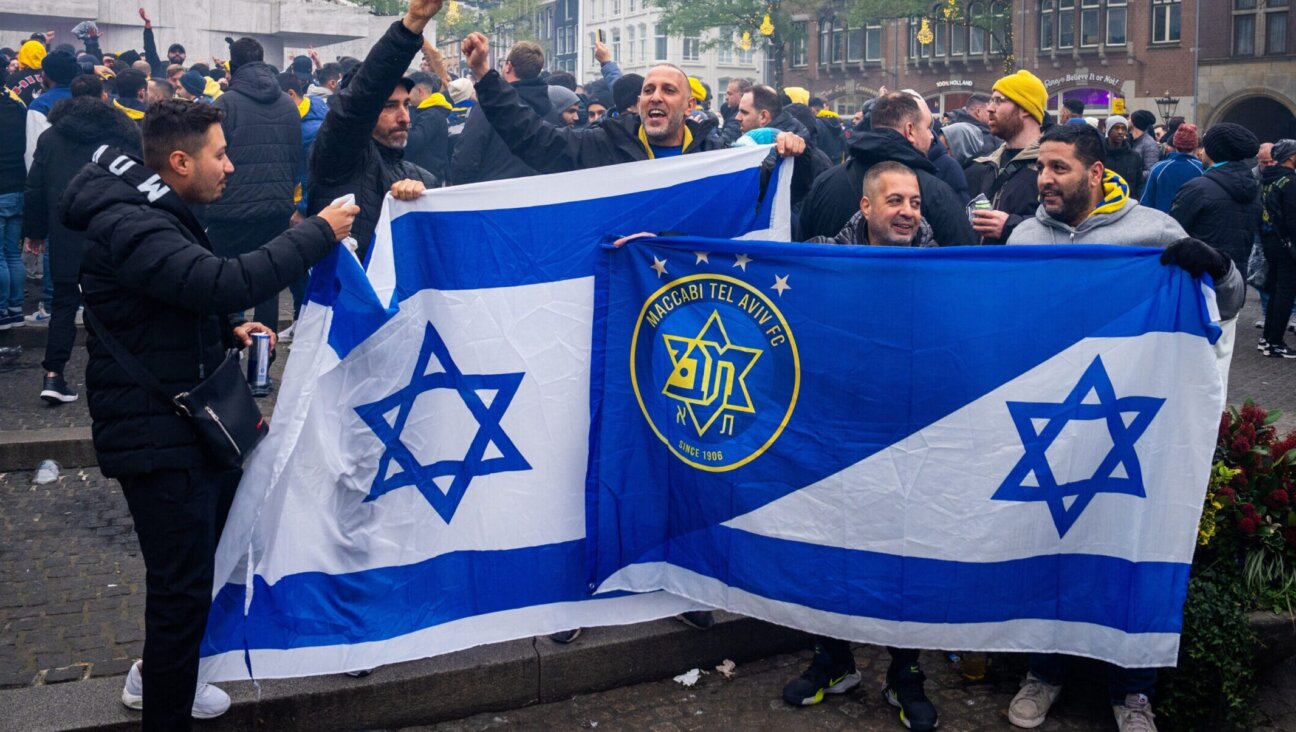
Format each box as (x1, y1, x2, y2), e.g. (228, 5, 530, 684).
(1007, 197, 1245, 320)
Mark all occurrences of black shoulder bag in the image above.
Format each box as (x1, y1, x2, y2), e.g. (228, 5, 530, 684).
(82, 306, 269, 468)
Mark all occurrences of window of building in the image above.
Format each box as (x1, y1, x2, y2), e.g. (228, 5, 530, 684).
(639, 23, 648, 60)
(934, 4, 948, 55)
(626, 26, 635, 62)
(612, 0, 620, 14)
(1269, 11, 1289, 52)
(1040, 0, 1054, 48)
(848, 25, 864, 62)
(832, 19, 847, 62)
(990, 1, 1008, 53)
(628, 0, 635, 11)
(1234, 0, 1256, 55)
(1152, 0, 1181, 43)
(1107, 0, 1127, 44)
(969, 4, 987, 53)
(1057, 0, 1076, 47)
(867, 22, 882, 60)
(792, 21, 808, 66)
(597, 0, 605, 19)
(738, 42, 753, 65)
(717, 28, 733, 64)
(821, 18, 832, 64)
(612, 28, 621, 61)
(1080, 0, 1100, 46)
(683, 37, 701, 61)
(655, 23, 667, 59)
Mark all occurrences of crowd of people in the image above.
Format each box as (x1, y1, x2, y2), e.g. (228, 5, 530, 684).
(1, 0, 1294, 730)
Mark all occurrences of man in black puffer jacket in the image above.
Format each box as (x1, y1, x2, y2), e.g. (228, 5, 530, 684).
(22, 80, 140, 404)
(208, 37, 302, 334)
(307, 2, 443, 261)
(799, 92, 976, 246)
(61, 99, 358, 730)
(1171, 123, 1263, 279)
(449, 40, 551, 185)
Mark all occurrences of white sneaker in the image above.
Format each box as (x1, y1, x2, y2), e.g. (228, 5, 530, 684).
(1007, 673, 1062, 728)
(278, 323, 294, 343)
(1288, 316, 1296, 334)
(120, 660, 232, 719)
(24, 305, 49, 324)
(1113, 693, 1157, 732)
(1255, 318, 1265, 329)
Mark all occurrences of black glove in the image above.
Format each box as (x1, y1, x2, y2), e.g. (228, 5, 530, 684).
(1160, 237, 1231, 280)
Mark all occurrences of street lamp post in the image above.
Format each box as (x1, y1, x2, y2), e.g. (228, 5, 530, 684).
(1154, 90, 1181, 123)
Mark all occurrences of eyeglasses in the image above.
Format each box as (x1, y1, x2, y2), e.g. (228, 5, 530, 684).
(987, 95, 1011, 107)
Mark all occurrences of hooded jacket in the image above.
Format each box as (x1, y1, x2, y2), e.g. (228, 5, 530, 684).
(307, 21, 438, 261)
(807, 209, 936, 247)
(945, 107, 997, 158)
(468, 68, 727, 173)
(25, 84, 70, 169)
(0, 87, 24, 194)
(407, 93, 451, 185)
(1260, 164, 1296, 245)
(292, 94, 329, 215)
(22, 97, 141, 281)
(208, 61, 302, 222)
(5, 67, 43, 106)
(798, 127, 977, 246)
(1139, 152, 1203, 214)
(1103, 140, 1143, 197)
(928, 135, 969, 204)
(1170, 160, 1263, 277)
(770, 108, 833, 216)
(61, 147, 337, 476)
(814, 110, 845, 163)
(965, 139, 1043, 244)
(1008, 169, 1245, 320)
(450, 75, 552, 185)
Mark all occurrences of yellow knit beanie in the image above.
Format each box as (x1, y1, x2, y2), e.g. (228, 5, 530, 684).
(992, 70, 1047, 124)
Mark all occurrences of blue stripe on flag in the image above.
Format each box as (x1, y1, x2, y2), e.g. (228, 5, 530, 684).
(667, 525, 1189, 634)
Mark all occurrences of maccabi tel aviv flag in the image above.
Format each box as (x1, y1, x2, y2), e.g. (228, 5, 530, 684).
(199, 146, 793, 681)
(587, 236, 1226, 668)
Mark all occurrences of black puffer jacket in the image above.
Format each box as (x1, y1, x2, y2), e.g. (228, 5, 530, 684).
(470, 69, 726, 172)
(449, 77, 552, 185)
(307, 20, 438, 261)
(1104, 142, 1143, 197)
(61, 147, 337, 477)
(0, 88, 24, 195)
(22, 97, 141, 282)
(770, 108, 833, 217)
(208, 62, 302, 223)
(798, 127, 977, 246)
(1170, 160, 1263, 277)
(815, 114, 846, 163)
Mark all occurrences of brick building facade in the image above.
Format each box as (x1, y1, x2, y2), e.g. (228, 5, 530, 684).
(783, 1, 1205, 130)
(1196, 0, 1296, 140)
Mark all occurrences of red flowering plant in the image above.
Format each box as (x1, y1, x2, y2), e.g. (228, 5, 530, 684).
(1200, 402, 1296, 613)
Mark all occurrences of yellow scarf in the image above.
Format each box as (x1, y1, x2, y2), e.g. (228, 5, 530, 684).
(816, 108, 839, 118)
(297, 96, 310, 118)
(419, 92, 452, 110)
(1090, 169, 1129, 219)
(637, 124, 693, 159)
(113, 99, 145, 120)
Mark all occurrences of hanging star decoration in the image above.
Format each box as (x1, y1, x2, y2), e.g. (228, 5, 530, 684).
(355, 321, 531, 524)
(917, 17, 934, 45)
(992, 356, 1164, 538)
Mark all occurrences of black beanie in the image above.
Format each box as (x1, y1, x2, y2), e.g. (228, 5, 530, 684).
(1203, 123, 1260, 163)
(613, 73, 643, 113)
(1130, 110, 1156, 132)
(42, 50, 78, 85)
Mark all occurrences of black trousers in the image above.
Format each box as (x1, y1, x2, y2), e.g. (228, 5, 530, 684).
(207, 216, 290, 333)
(119, 465, 241, 731)
(814, 635, 921, 680)
(41, 279, 80, 374)
(1263, 235, 1296, 348)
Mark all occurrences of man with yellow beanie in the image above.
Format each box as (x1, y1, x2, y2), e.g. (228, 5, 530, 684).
(5, 39, 46, 105)
(965, 70, 1047, 244)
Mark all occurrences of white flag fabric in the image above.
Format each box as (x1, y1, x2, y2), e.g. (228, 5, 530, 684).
(200, 147, 792, 681)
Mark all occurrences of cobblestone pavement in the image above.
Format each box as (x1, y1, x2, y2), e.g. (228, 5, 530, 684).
(406, 646, 1296, 731)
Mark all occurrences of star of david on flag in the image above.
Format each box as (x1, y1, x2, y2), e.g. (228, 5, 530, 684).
(992, 356, 1165, 538)
(355, 321, 531, 523)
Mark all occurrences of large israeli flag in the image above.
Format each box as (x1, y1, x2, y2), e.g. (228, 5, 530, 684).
(200, 147, 792, 681)
(587, 236, 1225, 669)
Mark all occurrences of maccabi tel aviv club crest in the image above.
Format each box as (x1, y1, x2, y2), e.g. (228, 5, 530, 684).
(631, 256, 800, 472)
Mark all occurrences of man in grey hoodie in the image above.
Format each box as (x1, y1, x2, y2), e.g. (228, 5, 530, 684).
(1003, 122, 1242, 732)
(1008, 123, 1244, 322)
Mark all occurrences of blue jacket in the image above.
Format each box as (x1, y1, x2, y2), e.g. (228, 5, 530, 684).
(297, 95, 329, 214)
(1140, 152, 1203, 213)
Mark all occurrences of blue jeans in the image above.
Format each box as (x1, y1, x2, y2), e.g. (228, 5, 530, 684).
(1029, 653, 1157, 705)
(0, 192, 22, 313)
